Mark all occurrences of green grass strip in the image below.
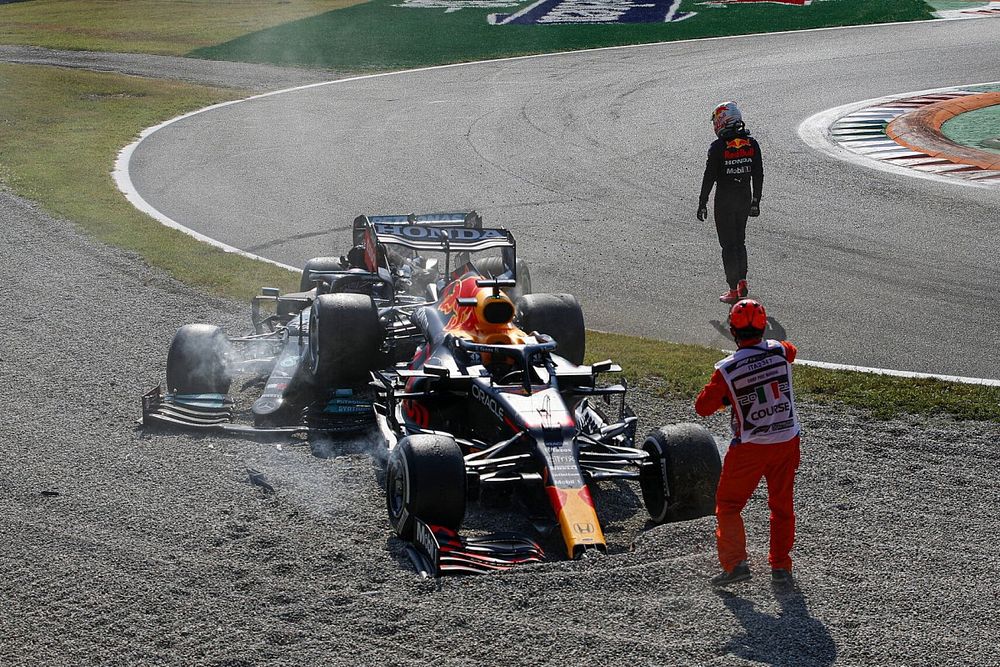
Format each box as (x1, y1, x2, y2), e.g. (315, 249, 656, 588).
(191, 0, 933, 71)
(790, 363, 999, 421)
(0, 0, 363, 56)
(0, 63, 298, 299)
(587, 331, 1000, 422)
(1, 62, 995, 422)
(941, 104, 1000, 155)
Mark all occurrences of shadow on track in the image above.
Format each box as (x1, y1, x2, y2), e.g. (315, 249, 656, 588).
(711, 316, 787, 342)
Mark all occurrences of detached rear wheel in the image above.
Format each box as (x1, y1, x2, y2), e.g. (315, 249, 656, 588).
(386, 434, 467, 540)
(309, 293, 381, 387)
(640, 423, 721, 523)
(166, 324, 232, 395)
(515, 293, 585, 365)
(474, 256, 532, 303)
(300, 256, 343, 292)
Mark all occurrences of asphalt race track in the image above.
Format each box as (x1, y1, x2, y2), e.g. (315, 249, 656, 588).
(127, 19, 1000, 379)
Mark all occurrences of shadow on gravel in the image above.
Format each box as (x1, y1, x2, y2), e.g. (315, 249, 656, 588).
(716, 588, 836, 667)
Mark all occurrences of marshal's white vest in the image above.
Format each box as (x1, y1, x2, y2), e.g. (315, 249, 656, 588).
(715, 340, 800, 445)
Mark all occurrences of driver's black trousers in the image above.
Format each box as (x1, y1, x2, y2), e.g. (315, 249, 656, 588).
(714, 188, 752, 289)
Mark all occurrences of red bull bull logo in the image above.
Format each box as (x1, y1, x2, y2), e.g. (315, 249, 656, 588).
(724, 137, 755, 161)
(438, 275, 485, 333)
(437, 273, 533, 353)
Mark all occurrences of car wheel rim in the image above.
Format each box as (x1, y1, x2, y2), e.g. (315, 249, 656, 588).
(388, 460, 407, 522)
(641, 442, 668, 515)
(309, 307, 320, 374)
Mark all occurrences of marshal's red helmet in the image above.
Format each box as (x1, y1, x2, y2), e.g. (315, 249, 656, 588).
(729, 298, 767, 334)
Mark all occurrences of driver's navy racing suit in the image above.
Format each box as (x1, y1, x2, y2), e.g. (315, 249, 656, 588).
(699, 130, 764, 290)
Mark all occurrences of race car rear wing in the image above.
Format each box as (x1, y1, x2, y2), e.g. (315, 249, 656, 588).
(368, 221, 514, 254)
(352, 211, 483, 245)
(354, 211, 517, 284)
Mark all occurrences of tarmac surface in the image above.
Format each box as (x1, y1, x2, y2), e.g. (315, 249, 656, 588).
(121, 18, 1000, 380)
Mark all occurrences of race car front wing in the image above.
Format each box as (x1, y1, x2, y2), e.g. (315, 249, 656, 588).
(406, 518, 544, 577)
(141, 386, 376, 435)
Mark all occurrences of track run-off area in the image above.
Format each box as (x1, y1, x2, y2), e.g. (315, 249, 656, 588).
(122, 17, 1000, 381)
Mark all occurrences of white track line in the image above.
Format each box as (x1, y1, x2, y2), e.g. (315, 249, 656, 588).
(790, 359, 999, 387)
(113, 102, 300, 272)
(112, 19, 1000, 386)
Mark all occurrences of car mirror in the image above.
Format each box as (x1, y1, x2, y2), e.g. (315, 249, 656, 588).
(591, 359, 615, 373)
(475, 278, 516, 289)
(423, 363, 450, 378)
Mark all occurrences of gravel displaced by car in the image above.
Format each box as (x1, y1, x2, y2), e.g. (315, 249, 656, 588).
(2, 188, 998, 665)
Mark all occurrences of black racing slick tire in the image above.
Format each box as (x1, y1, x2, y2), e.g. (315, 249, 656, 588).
(640, 423, 722, 523)
(515, 293, 585, 365)
(386, 434, 467, 540)
(474, 256, 532, 303)
(300, 257, 344, 292)
(165, 324, 232, 395)
(309, 293, 381, 387)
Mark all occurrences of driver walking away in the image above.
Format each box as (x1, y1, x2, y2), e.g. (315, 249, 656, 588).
(697, 102, 764, 305)
(694, 299, 800, 587)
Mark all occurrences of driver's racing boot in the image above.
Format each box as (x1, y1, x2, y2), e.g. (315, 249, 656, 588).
(719, 287, 740, 305)
(737, 279, 748, 298)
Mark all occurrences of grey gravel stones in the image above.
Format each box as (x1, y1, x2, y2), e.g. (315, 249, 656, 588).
(2, 187, 998, 665)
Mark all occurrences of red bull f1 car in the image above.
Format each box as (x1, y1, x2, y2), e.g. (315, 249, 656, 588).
(143, 212, 722, 575)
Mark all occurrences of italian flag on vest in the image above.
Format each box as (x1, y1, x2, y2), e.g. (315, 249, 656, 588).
(756, 381, 781, 403)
